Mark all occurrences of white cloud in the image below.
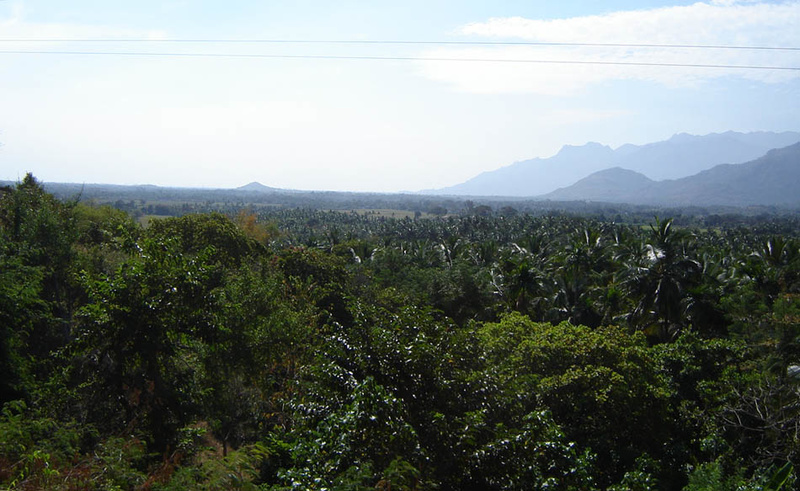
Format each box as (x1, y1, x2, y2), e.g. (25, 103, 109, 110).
(0, 5, 166, 48)
(420, 1, 800, 95)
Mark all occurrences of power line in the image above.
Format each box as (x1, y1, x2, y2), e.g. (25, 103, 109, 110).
(0, 38, 798, 51)
(0, 49, 798, 70)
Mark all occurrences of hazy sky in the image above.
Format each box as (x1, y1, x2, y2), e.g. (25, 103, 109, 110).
(1, 0, 798, 192)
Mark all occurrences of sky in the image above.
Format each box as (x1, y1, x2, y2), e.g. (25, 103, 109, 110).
(0, 0, 798, 192)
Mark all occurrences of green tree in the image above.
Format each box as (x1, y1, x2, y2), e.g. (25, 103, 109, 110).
(619, 218, 701, 341)
(72, 238, 224, 450)
(0, 174, 80, 392)
(146, 212, 259, 268)
(478, 312, 673, 487)
(0, 252, 44, 403)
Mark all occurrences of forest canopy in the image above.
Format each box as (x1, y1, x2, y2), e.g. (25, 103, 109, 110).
(1, 174, 799, 490)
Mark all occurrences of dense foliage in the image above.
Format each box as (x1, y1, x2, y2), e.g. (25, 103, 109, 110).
(1, 174, 800, 489)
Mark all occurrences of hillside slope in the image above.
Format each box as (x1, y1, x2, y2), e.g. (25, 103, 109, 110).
(544, 142, 800, 207)
(431, 131, 800, 197)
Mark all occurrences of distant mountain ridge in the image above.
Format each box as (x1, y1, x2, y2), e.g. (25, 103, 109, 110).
(545, 142, 800, 207)
(430, 131, 800, 197)
(543, 167, 654, 203)
(237, 181, 278, 192)
(431, 142, 616, 197)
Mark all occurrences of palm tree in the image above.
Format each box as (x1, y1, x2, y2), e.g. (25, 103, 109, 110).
(552, 226, 612, 327)
(493, 239, 555, 320)
(618, 218, 701, 342)
(752, 236, 800, 300)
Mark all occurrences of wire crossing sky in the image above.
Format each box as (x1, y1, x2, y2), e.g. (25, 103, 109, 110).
(1, 49, 797, 71)
(0, 0, 798, 192)
(0, 38, 798, 50)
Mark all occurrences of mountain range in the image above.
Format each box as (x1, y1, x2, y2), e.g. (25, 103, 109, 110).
(430, 131, 800, 197)
(545, 142, 800, 207)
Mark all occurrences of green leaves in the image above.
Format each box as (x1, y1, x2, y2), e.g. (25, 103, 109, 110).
(3, 181, 800, 489)
(72, 237, 225, 449)
(146, 212, 260, 268)
(478, 313, 672, 486)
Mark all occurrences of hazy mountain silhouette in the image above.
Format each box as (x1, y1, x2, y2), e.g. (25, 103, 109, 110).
(432, 142, 616, 196)
(237, 181, 278, 192)
(544, 142, 800, 207)
(617, 131, 800, 180)
(430, 131, 800, 197)
(541, 167, 655, 202)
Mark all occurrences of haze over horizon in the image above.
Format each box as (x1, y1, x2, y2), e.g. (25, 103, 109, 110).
(1, 0, 799, 192)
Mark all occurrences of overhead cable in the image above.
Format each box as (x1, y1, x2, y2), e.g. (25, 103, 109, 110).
(0, 49, 797, 70)
(0, 38, 798, 51)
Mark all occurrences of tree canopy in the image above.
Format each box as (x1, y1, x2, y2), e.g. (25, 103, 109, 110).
(1, 175, 799, 489)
